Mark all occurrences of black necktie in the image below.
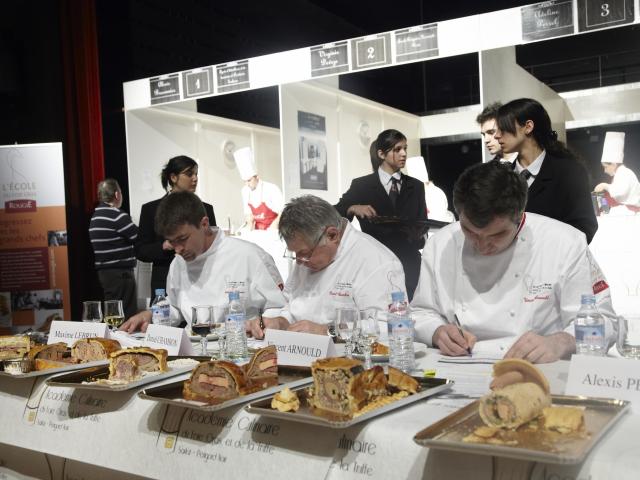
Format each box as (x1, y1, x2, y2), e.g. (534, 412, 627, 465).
(520, 169, 534, 181)
(389, 177, 400, 208)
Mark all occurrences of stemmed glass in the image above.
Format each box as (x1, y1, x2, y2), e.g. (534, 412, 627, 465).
(359, 309, 381, 369)
(191, 305, 213, 355)
(82, 301, 103, 323)
(103, 300, 125, 330)
(336, 306, 360, 359)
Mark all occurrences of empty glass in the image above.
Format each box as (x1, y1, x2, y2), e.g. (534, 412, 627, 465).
(191, 305, 213, 355)
(359, 309, 381, 369)
(212, 304, 228, 360)
(82, 301, 103, 323)
(336, 306, 360, 359)
(103, 300, 125, 329)
(617, 313, 640, 359)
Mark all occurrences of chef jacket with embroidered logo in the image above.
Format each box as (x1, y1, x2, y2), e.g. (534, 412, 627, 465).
(280, 222, 406, 325)
(411, 212, 617, 347)
(166, 227, 286, 328)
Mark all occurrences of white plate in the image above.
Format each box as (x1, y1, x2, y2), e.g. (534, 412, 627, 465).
(352, 342, 427, 362)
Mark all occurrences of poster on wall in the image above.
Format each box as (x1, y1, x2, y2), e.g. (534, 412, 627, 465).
(0, 143, 70, 333)
(578, 0, 634, 32)
(297, 111, 328, 191)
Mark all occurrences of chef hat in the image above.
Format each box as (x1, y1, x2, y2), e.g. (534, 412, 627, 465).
(601, 132, 625, 164)
(405, 156, 429, 183)
(233, 147, 257, 180)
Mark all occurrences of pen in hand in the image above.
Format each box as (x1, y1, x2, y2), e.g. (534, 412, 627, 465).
(453, 314, 472, 355)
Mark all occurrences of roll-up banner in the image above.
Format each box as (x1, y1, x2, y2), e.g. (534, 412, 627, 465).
(0, 143, 70, 333)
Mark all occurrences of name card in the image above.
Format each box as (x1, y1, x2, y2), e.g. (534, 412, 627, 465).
(566, 355, 640, 412)
(143, 325, 195, 356)
(48, 321, 108, 346)
(264, 329, 336, 367)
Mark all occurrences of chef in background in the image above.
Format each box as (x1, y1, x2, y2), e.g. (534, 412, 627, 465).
(594, 132, 640, 210)
(405, 156, 455, 223)
(234, 147, 284, 231)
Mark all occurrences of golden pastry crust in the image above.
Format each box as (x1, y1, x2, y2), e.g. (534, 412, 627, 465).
(108, 347, 168, 380)
(479, 382, 551, 429)
(0, 335, 31, 361)
(490, 358, 550, 394)
(387, 366, 420, 394)
(542, 406, 584, 433)
(371, 342, 390, 355)
(71, 338, 121, 362)
(354, 391, 409, 417)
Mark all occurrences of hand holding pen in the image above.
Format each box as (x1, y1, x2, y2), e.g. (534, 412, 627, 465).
(433, 314, 477, 357)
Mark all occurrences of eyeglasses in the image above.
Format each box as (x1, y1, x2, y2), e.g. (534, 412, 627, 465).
(283, 229, 327, 263)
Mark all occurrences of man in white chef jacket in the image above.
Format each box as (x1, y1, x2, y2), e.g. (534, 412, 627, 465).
(246, 195, 406, 338)
(594, 132, 640, 210)
(411, 161, 617, 363)
(405, 156, 455, 223)
(120, 192, 286, 333)
(234, 147, 284, 231)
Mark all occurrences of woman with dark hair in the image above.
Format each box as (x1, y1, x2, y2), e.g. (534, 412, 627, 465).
(136, 156, 217, 296)
(335, 129, 427, 300)
(495, 98, 597, 243)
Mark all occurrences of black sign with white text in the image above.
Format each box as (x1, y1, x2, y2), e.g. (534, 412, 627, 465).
(310, 42, 349, 77)
(521, 0, 574, 41)
(216, 61, 250, 93)
(578, 0, 634, 32)
(395, 24, 439, 63)
(182, 67, 214, 99)
(150, 74, 181, 105)
(350, 33, 392, 70)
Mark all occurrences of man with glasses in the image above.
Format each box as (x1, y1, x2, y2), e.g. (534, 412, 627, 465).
(120, 192, 285, 333)
(247, 195, 405, 338)
(411, 161, 616, 363)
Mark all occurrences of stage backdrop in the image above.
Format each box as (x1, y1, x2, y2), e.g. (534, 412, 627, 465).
(0, 143, 70, 333)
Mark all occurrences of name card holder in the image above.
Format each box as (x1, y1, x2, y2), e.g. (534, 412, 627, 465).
(566, 354, 640, 412)
(48, 321, 108, 346)
(264, 329, 336, 367)
(143, 324, 195, 356)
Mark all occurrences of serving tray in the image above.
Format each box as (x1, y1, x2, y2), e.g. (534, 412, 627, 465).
(245, 376, 453, 429)
(0, 359, 108, 379)
(138, 365, 312, 412)
(413, 394, 630, 464)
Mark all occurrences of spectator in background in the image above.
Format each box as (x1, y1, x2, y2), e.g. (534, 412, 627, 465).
(89, 179, 138, 319)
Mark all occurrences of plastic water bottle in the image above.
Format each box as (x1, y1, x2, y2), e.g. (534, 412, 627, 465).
(574, 294, 606, 356)
(150, 289, 171, 326)
(225, 291, 248, 360)
(387, 291, 415, 373)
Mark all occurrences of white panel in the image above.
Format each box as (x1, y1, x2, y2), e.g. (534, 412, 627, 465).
(438, 15, 481, 58)
(250, 48, 312, 89)
(123, 79, 152, 111)
(419, 108, 482, 139)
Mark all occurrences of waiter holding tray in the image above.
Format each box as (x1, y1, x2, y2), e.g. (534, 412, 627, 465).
(335, 129, 427, 300)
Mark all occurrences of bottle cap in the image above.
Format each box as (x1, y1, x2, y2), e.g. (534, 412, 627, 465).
(228, 291, 240, 301)
(391, 291, 405, 303)
(580, 294, 596, 305)
(155, 288, 166, 296)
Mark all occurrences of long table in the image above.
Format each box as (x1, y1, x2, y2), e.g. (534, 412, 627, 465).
(1, 351, 638, 480)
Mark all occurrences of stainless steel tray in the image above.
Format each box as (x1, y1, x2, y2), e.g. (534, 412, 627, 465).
(138, 365, 312, 412)
(0, 359, 108, 379)
(245, 376, 453, 429)
(413, 394, 630, 464)
(45, 356, 209, 391)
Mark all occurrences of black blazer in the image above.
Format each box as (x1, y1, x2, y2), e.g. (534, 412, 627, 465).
(521, 153, 598, 244)
(334, 172, 428, 256)
(135, 195, 216, 293)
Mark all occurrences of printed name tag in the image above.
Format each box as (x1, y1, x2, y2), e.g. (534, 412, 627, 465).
(265, 329, 336, 367)
(144, 325, 194, 356)
(48, 321, 108, 346)
(566, 355, 640, 412)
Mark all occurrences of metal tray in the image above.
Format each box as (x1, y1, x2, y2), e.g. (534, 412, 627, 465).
(45, 356, 210, 391)
(138, 365, 312, 412)
(352, 342, 427, 363)
(413, 395, 630, 464)
(245, 376, 453, 429)
(0, 359, 108, 379)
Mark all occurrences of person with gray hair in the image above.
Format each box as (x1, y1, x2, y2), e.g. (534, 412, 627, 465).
(89, 178, 139, 318)
(410, 161, 616, 363)
(247, 194, 406, 338)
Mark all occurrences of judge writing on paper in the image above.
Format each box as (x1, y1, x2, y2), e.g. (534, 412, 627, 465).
(234, 147, 284, 231)
(411, 161, 617, 363)
(120, 192, 286, 333)
(246, 195, 406, 338)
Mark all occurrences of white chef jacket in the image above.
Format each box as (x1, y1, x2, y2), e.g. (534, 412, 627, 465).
(609, 164, 640, 207)
(411, 213, 617, 347)
(166, 227, 286, 327)
(280, 222, 406, 325)
(242, 179, 284, 215)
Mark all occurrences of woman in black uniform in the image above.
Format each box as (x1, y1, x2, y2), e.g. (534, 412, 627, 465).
(135, 155, 216, 296)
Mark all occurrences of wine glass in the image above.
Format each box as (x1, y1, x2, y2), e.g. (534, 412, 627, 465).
(212, 304, 228, 360)
(82, 301, 103, 323)
(103, 300, 125, 330)
(191, 305, 213, 355)
(359, 309, 381, 369)
(336, 306, 359, 359)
